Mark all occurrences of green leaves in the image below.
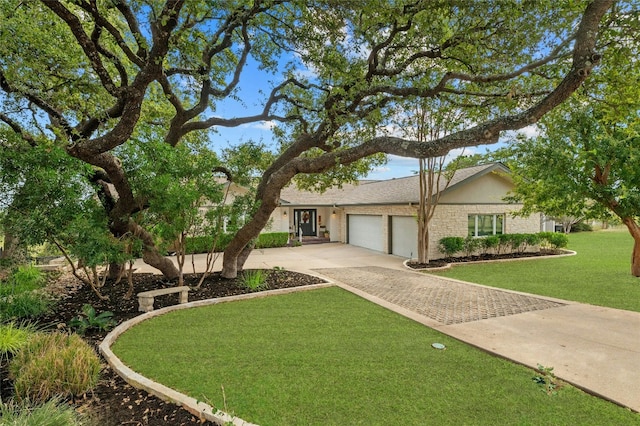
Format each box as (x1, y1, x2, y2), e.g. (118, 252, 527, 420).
(68, 304, 116, 335)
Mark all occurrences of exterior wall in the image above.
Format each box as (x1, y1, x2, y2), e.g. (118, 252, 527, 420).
(440, 172, 513, 204)
(429, 203, 541, 259)
(340, 203, 539, 260)
(270, 206, 342, 241)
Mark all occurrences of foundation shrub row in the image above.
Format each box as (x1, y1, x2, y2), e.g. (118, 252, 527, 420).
(438, 232, 569, 259)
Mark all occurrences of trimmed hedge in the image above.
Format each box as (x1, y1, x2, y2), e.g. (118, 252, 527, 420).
(438, 232, 568, 258)
(184, 234, 234, 254)
(254, 232, 289, 249)
(184, 232, 289, 254)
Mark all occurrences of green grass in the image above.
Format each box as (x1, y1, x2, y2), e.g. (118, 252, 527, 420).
(431, 229, 640, 312)
(112, 287, 640, 425)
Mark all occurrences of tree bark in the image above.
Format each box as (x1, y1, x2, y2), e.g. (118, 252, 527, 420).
(222, 169, 290, 278)
(126, 219, 180, 280)
(221, 201, 277, 278)
(622, 217, 640, 277)
(1, 231, 25, 262)
(108, 262, 125, 280)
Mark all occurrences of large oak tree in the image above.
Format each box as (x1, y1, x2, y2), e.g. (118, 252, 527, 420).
(0, 0, 624, 279)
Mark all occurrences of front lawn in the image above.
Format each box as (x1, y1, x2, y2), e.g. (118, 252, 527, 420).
(112, 287, 639, 425)
(432, 229, 640, 312)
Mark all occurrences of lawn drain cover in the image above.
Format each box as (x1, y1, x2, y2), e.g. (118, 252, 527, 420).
(431, 343, 446, 350)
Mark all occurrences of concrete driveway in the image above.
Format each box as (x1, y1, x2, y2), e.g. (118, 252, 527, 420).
(133, 243, 640, 412)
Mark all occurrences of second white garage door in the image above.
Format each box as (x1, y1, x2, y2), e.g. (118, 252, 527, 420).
(391, 216, 418, 259)
(348, 214, 383, 252)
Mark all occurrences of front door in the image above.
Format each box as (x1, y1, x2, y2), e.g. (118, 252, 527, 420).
(294, 209, 317, 237)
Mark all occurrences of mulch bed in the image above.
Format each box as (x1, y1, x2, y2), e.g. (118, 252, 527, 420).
(406, 250, 564, 269)
(1, 269, 325, 425)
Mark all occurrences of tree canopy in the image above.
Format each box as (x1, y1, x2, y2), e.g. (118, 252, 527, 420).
(495, 4, 640, 275)
(0, 0, 629, 279)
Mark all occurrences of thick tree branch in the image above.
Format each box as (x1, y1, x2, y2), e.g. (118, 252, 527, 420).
(0, 113, 37, 146)
(0, 70, 71, 135)
(43, 1, 120, 96)
(78, 0, 145, 67)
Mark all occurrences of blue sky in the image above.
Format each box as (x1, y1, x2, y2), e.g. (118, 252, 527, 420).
(206, 56, 540, 180)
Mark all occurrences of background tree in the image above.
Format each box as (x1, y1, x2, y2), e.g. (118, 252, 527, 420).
(499, 105, 640, 276)
(496, 4, 640, 276)
(0, 0, 623, 281)
(404, 100, 462, 264)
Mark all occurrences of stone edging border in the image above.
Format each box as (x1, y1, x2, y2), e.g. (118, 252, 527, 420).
(402, 249, 577, 271)
(99, 282, 334, 426)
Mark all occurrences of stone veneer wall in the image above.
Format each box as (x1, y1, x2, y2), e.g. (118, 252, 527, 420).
(340, 204, 540, 260)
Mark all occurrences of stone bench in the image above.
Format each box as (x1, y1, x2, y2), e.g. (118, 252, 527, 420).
(138, 286, 190, 312)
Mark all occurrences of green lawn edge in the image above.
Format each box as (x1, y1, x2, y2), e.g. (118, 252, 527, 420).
(112, 287, 639, 425)
(430, 230, 640, 312)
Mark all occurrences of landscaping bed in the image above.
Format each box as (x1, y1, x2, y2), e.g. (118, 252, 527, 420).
(406, 250, 565, 269)
(1, 269, 325, 426)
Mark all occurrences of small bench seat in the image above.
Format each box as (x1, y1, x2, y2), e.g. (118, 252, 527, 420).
(137, 286, 190, 312)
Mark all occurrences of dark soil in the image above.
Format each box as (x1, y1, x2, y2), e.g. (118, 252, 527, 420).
(406, 250, 563, 269)
(1, 269, 325, 425)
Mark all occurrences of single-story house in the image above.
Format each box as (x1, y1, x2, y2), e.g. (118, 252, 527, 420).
(267, 163, 541, 260)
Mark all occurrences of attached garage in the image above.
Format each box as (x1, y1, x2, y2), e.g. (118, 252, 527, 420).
(348, 214, 383, 252)
(391, 216, 418, 259)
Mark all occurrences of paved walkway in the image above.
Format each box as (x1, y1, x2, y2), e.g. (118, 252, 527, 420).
(133, 244, 640, 412)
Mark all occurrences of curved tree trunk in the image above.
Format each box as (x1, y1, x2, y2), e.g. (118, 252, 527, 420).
(127, 219, 180, 280)
(222, 205, 275, 278)
(222, 184, 282, 279)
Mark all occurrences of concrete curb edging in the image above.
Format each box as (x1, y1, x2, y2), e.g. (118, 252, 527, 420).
(403, 249, 577, 271)
(99, 282, 334, 425)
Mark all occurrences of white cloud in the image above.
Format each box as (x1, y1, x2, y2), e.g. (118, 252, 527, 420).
(516, 125, 540, 139)
(242, 120, 277, 130)
(444, 147, 479, 164)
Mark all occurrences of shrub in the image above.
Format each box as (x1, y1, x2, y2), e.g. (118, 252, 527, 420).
(508, 234, 528, 253)
(481, 235, 500, 255)
(1, 265, 46, 297)
(185, 232, 289, 254)
(239, 269, 269, 291)
(571, 221, 593, 232)
(438, 237, 465, 257)
(524, 233, 541, 249)
(463, 236, 482, 257)
(255, 232, 289, 249)
(539, 232, 569, 250)
(68, 304, 116, 335)
(0, 322, 36, 357)
(9, 332, 101, 402)
(184, 233, 234, 254)
(0, 398, 95, 426)
(0, 291, 53, 322)
(496, 233, 512, 254)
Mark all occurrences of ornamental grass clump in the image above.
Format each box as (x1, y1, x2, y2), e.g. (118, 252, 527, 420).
(0, 291, 53, 322)
(0, 397, 96, 426)
(9, 332, 101, 402)
(0, 321, 36, 357)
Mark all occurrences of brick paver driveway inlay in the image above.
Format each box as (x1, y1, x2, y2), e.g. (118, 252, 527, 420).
(314, 266, 565, 325)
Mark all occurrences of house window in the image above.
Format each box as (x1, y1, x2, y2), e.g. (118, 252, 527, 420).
(468, 214, 504, 237)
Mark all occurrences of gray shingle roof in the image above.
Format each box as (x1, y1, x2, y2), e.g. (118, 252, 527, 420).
(279, 163, 509, 206)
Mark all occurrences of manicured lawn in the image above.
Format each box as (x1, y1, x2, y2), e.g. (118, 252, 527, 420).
(432, 229, 640, 312)
(112, 287, 639, 425)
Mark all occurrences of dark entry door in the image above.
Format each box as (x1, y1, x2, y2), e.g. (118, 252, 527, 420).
(294, 209, 317, 236)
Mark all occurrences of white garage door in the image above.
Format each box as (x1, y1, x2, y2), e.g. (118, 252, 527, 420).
(391, 216, 418, 258)
(348, 214, 384, 252)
